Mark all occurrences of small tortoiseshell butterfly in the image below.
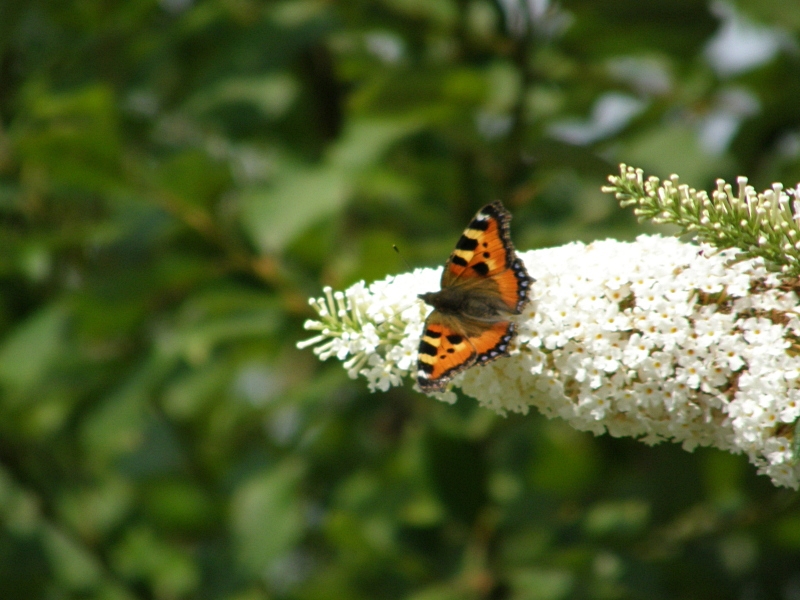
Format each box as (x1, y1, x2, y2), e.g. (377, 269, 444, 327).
(417, 201, 532, 392)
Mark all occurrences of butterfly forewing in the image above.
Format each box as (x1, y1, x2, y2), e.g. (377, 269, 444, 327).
(497, 257, 531, 314)
(441, 202, 514, 288)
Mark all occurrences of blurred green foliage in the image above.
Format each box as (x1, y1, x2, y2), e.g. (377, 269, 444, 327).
(2, 1, 800, 599)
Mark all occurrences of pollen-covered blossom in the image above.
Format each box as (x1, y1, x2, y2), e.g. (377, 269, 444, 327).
(299, 235, 800, 489)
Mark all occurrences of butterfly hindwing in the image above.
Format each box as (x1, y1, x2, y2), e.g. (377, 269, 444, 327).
(473, 320, 516, 364)
(417, 316, 516, 392)
(417, 313, 477, 390)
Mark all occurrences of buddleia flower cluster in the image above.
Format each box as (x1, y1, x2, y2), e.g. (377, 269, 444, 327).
(300, 232, 800, 488)
(297, 271, 437, 392)
(604, 163, 800, 276)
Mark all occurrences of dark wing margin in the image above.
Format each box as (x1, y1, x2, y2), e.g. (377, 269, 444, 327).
(472, 320, 516, 364)
(506, 257, 533, 314)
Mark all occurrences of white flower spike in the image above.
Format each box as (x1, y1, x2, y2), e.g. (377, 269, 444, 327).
(299, 235, 800, 489)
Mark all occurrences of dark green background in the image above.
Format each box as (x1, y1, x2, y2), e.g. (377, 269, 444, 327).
(2, 1, 800, 598)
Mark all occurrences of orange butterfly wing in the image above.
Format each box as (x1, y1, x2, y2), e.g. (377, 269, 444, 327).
(441, 201, 530, 314)
(416, 202, 532, 392)
(417, 315, 478, 386)
(417, 316, 515, 391)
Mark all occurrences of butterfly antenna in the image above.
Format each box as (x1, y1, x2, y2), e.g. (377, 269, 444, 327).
(393, 244, 413, 271)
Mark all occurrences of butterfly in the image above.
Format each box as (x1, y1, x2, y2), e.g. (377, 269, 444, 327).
(417, 201, 533, 392)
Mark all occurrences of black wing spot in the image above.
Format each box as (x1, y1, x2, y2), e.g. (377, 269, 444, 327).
(451, 255, 468, 267)
(469, 218, 490, 231)
(456, 235, 479, 251)
(419, 362, 434, 374)
(425, 329, 442, 339)
(447, 348, 455, 353)
(483, 252, 490, 258)
(446, 334, 463, 344)
(418, 341, 437, 356)
(471, 262, 489, 276)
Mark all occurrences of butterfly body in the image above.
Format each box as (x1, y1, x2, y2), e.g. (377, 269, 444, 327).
(417, 202, 532, 392)
(419, 283, 516, 324)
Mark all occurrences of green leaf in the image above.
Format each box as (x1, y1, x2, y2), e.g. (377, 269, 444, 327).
(583, 499, 651, 537)
(327, 118, 421, 171)
(230, 460, 306, 577)
(162, 360, 231, 420)
(142, 479, 216, 534)
(57, 477, 133, 540)
(156, 149, 231, 206)
(111, 526, 200, 596)
(510, 568, 575, 600)
(240, 164, 349, 254)
(0, 304, 68, 395)
(165, 289, 282, 364)
(240, 117, 420, 252)
(81, 356, 177, 467)
(185, 73, 300, 118)
(41, 526, 102, 591)
(623, 123, 732, 187)
(13, 82, 121, 193)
